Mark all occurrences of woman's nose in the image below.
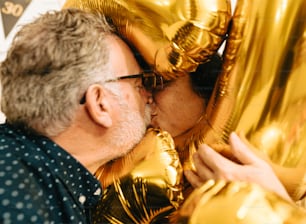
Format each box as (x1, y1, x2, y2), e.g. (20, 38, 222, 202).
(147, 95, 153, 104)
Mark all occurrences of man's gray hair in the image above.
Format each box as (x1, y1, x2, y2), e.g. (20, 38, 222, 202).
(0, 8, 115, 136)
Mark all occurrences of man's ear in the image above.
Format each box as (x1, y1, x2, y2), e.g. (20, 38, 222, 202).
(85, 84, 112, 128)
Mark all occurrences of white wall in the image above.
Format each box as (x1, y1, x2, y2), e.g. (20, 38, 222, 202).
(0, 0, 65, 61)
(0, 0, 65, 123)
(231, 0, 237, 12)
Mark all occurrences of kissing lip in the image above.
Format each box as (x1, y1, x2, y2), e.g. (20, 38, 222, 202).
(150, 114, 158, 127)
(150, 111, 157, 120)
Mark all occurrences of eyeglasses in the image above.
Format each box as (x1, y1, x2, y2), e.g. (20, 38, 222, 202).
(79, 71, 164, 104)
(111, 71, 164, 90)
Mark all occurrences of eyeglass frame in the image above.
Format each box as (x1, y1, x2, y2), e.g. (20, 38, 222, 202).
(79, 70, 164, 104)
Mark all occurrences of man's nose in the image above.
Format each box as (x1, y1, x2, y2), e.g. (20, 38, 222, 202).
(149, 98, 157, 116)
(143, 89, 153, 104)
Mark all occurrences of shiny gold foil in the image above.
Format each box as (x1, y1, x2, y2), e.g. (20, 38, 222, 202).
(207, 0, 306, 164)
(64, 0, 306, 221)
(63, 0, 231, 79)
(172, 180, 306, 224)
(182, 0, 306, 198)
(92, 128, 183, 223)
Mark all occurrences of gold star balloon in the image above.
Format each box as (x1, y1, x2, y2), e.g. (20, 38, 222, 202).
(63, 0, 231, 79)
(182, 0, 306, 204)
(171, 180, 306, 224)
(92, 128, 184, 223)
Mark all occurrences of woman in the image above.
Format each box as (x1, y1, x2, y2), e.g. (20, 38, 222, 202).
(150, 54, 295, 202)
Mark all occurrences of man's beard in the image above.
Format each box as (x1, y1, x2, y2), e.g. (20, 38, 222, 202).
(109, 103, 151, 157)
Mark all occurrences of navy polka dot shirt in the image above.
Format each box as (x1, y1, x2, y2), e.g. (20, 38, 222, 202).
(0, 123, 102, 223)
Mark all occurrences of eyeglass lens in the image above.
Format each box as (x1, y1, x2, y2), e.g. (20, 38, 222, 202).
(142, 72, 163, 90)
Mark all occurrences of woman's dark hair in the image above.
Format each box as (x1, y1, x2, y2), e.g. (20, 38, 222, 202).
(131, 44, 222, 99)
(190, 54, 223, 99)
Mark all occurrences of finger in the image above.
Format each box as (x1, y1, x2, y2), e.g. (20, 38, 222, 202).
(192, 152, 214, 180)
(184, 170, 205, 188)
(229, 132, 260, 165)
(196, 144, 233, 172)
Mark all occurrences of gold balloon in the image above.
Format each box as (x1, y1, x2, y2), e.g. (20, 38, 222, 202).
(92, 128, 184, 223)
(63, 0, 231, 79)
(181, 0, 306, 200)
(172, 180, 306, 224)
(64, 0, 306, 220)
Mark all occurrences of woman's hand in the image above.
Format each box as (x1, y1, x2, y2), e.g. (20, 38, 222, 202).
(184, 132, 292, 202)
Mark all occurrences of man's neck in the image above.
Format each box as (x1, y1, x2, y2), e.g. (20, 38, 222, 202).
(49, 127, 110, 174)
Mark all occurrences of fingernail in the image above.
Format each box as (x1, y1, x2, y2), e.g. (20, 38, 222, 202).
(230, 132, 238, 140)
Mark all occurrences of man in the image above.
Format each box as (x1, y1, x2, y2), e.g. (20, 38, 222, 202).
(0, 8, 152, 223)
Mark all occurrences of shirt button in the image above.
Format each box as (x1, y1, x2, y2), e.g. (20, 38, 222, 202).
(78, 195, 86, 204)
